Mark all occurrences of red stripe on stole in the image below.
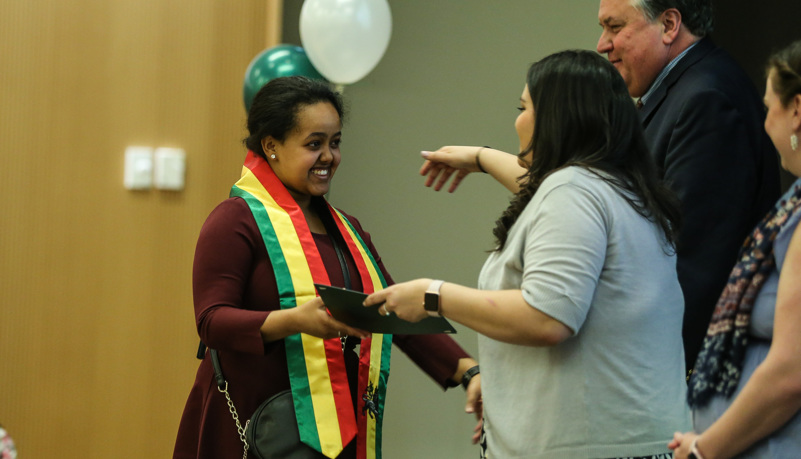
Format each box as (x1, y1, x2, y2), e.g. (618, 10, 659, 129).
(329, 209, 377, 459)
(356, 344, 371, 459)
(245, 151, 357, 448)
(330, 208, 376, 294)
(245, 153, 328, 283)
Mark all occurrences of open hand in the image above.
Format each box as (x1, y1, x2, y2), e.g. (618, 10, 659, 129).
(420, 146, 484, 193)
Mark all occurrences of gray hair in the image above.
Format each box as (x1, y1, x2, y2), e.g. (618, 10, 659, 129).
(632, 0, 714, 37)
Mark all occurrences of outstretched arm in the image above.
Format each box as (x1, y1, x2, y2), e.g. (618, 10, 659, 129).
(365, 279, 572, 347)
(420, 146, 526, 194)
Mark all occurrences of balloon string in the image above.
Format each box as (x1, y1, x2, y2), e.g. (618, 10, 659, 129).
(334, 84, 346, 94)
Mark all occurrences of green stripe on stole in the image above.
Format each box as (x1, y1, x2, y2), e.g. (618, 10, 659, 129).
(230, 186, 323, 452)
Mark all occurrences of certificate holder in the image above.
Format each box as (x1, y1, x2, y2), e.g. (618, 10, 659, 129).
(315, 284, 457, 334)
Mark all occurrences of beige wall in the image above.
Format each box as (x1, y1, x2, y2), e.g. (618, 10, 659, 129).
(0, 1, 279, 457)
(283, 1, 601, 457)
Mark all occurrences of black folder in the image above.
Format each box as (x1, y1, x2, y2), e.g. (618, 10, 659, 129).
(315, 284, 456, 335)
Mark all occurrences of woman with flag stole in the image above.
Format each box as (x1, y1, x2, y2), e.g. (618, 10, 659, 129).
(173, 76, 479, 459)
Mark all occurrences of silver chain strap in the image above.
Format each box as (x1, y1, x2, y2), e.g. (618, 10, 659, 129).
(214, 337, 352, 459)
(217, 381, 251, 459)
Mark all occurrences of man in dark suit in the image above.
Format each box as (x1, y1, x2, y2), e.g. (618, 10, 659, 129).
(597, 0, 780, 374)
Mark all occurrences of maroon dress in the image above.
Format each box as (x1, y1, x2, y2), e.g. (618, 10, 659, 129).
(173, 197, 469, 459)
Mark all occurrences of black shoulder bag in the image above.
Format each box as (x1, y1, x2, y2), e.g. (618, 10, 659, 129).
(210, 350, 324, 459)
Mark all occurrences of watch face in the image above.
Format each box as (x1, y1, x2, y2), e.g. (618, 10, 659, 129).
(424, 292, 438, 312)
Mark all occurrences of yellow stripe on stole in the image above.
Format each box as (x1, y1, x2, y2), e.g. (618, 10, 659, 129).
(334, 210, 384, 289)
(335, 211, 384, 459)
(238, 168, 344, 455)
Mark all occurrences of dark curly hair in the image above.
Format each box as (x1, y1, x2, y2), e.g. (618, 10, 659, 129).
(492, 50, 681, 251)
(244, 76, 344, 160)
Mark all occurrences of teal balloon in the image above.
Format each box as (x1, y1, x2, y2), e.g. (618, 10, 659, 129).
(243, 44, 326, 112)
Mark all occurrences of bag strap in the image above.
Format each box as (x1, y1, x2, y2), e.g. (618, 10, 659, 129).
(329, 231, 351, 290)
(313, 198, 351, 290)
(196, 341, 207, 360)
(209, 348, 250, 459)
(314, 199, 356, 355)
(210, 348, 227, 389)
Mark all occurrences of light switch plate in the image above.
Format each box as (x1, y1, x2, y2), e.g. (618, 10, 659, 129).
(124, 146, 154, 190)
(154, 147, 186, 190)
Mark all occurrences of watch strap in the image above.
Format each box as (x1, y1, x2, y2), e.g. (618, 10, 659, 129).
(461, 365, 480, 390)
(689, 437, 706, 459)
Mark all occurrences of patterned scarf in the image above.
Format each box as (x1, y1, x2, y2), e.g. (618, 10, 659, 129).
(231, 151, 392, 459)
(689, 181, 801, 407)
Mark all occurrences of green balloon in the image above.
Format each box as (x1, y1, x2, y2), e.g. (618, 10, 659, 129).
(243, 44, 326, 112)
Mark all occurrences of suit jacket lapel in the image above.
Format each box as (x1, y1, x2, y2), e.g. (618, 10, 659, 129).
(639, 37, 716, 125)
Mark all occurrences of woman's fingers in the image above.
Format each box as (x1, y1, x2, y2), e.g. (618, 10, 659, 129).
(447, 170, 468, 193)
(421, 150, 468, 192)
(423, 164, 450, 189)
(420, 158, 434, 176)
(364, 288, 390, 307)
(472, 419, 483, 444)
(329, 318, 369, 339)
(434, 167, 456, 191)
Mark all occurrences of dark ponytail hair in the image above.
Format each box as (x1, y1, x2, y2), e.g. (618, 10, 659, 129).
(493, 50, 681, 250)
(244, 76, 344, 159)
(767, 40, 801, 108)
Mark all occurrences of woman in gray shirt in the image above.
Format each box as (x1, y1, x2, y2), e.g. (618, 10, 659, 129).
(365, 50, 691, 458)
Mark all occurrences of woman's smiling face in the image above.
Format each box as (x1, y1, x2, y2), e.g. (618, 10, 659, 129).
(264, 101, 342, 203)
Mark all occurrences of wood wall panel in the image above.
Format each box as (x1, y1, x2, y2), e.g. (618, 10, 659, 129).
(0, 1, 280, 457)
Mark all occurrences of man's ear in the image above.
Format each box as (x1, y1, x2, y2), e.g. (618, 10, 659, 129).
(660, 8, 682, 45)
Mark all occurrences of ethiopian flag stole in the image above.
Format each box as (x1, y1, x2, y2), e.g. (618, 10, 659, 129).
(230, 151, 392, 459)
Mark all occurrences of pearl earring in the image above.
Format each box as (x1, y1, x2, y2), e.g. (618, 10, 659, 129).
(270, 154, 276, 159)
(792, 134, 799, 151)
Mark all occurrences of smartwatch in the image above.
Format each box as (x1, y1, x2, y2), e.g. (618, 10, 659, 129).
(424, 280, 445, 317)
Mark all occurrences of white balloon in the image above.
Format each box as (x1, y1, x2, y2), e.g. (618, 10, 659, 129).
(299, 0, 392, 85)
